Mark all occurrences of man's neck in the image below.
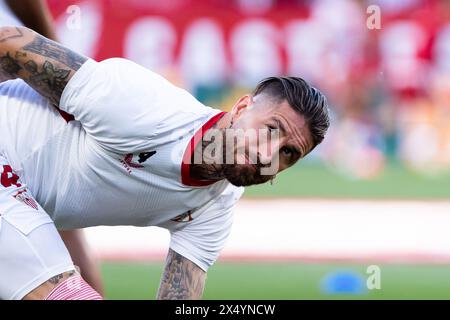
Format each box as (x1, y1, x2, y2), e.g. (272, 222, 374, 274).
(214, 112, 233, 130)
(188, 112, 233, 182)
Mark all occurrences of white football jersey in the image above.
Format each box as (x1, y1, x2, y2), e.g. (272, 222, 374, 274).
(0, 58, 244, 270)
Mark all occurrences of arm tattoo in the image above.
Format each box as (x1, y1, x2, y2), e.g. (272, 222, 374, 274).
(0, 27, 87, 105)
(26, 60, 71, 103)
(157, 249, 206, 300)
(20, 35, 87, 105)
(22, 35, 86, 70)
(0, 27, 22, 42)
(0, 52, 21, 75)
(47, 270, 75, 285)
(47, 273, 64, 285)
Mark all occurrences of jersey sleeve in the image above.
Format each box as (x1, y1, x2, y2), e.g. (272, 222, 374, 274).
(168, 185, 244, 272)
(60, 58, 205, 153)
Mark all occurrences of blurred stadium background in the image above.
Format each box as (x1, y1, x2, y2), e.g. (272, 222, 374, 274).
(37, 0, 450, 298)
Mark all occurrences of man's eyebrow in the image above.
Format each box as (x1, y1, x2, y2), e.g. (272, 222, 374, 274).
(274, 118, 286, 135)
(273, 118, 303, 157)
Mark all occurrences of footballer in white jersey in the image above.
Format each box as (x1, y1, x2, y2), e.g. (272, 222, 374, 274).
(0, 26, 329, 300)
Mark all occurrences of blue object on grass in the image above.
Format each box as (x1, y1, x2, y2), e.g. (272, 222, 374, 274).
(321, 270, 367, 295)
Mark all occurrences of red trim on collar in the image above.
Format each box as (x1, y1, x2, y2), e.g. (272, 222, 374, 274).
(181, 112, 226, 187)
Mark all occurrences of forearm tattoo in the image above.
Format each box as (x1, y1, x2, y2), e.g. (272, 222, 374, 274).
(24, 59, 71, 102)
(157, 249, 206, 300)
(47, 270, 75, 286)
(0, 27, 87, 105)
(0, 52, 21, 75)
(22, 35, 86, 70)
(0, 27, 23, 42)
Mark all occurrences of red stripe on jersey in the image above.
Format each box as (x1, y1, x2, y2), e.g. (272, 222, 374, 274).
(181, 112, 226, 187)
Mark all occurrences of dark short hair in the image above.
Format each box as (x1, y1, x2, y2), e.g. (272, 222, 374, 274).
(253, 77, 330, 150)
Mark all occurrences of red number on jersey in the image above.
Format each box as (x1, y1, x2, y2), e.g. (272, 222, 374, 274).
(1, 165, 22, 188)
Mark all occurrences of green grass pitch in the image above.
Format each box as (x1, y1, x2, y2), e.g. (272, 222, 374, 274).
(244, 162, 450, 199)
(101, 163, 450, 299)
(101, 262, 450, 300)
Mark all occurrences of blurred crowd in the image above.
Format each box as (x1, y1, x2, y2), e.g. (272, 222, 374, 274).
(308, 0, 450, 178)
(46, 0, 450, 178)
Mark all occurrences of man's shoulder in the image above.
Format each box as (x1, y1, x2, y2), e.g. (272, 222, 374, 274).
(97, 57, 174, 88)
(101, 57, 209, 111)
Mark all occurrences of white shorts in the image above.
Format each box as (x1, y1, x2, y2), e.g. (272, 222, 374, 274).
(0, 155, 75, 300)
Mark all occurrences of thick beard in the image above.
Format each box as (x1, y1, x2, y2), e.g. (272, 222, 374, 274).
(193, 121, 276, 187)
(222, 163, 274, 187)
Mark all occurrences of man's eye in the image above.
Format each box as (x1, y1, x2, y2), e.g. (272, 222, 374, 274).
(281, 147, 292, 157)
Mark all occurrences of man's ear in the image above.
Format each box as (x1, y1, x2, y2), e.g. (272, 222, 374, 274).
(230, 94, 252, 121)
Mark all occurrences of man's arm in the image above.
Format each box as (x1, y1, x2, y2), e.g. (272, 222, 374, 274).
(6, 0, 57, 40)
(156, 249, 207, 300)
(59, 229, 104, 295)
(0, 26, 87, 105)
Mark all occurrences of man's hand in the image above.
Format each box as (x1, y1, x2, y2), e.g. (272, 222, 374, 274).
(157, 249, 207, 300)
(0, 26, 87, 105)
